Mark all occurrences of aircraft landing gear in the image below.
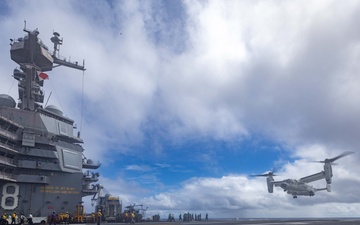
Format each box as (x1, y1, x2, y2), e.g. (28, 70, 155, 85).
(293, 195, 297, 199)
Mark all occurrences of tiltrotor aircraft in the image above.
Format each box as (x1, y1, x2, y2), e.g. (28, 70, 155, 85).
(253, 151, 354, 198)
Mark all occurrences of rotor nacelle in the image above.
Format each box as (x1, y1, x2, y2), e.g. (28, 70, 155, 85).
(324, 162, 333, 184)
(267, 176, 274, 193)
(316, 151, 354, 184)
(252, 172, 276, 193)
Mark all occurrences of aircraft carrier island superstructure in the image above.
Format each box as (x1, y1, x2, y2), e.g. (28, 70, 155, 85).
(0, 25, 100, 222)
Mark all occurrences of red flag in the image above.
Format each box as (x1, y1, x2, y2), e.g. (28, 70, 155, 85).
(38, 71, 49, 80)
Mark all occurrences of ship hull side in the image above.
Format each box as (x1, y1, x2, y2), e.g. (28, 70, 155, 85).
(0, 172, 83, 216)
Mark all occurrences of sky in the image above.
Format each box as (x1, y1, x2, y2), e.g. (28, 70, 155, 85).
(1, 0, 360, 219)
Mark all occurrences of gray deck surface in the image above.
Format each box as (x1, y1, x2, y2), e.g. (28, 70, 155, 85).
(103, 218, 360, 225)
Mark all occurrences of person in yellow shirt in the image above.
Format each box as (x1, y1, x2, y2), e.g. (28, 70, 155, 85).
(130, 212, 135, 224)
(96, 210, 102, 225)
(11, 212, 16, 225)
(63, 212, 69, 225)
(58, 214, 63, 224)
(1, 213, 7, 225)
(91, 213, 95, 223)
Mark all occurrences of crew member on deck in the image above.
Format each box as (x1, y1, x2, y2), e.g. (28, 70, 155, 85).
(96, 210, 102, 225)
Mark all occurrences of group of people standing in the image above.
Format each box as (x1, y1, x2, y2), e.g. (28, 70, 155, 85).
(48, 211, 71, 225)
(0, 212, 32, 225)
(90, 209, 103, 225)
(171, 212, 209, 222)
(122, 211, 136, 224)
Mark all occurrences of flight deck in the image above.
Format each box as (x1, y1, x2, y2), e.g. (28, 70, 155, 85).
(104, 218, 360, 225)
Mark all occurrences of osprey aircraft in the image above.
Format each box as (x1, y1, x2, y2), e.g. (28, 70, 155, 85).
(253, 151, 354, 198)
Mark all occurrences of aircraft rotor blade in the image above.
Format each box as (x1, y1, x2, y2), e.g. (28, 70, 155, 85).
(312, 151, 354, 164)
(326, 151, 354, 163)
(310, 160, 324, 163)
(251, 172, 276, 177)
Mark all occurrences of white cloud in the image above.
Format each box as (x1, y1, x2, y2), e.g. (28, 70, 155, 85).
(1, 0, 360, 218)
(89, 143, 360, 218)
(126, 164, 152, 172)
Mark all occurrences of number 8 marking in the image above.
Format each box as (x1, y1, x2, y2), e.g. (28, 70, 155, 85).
(1, 183, 19, 210)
